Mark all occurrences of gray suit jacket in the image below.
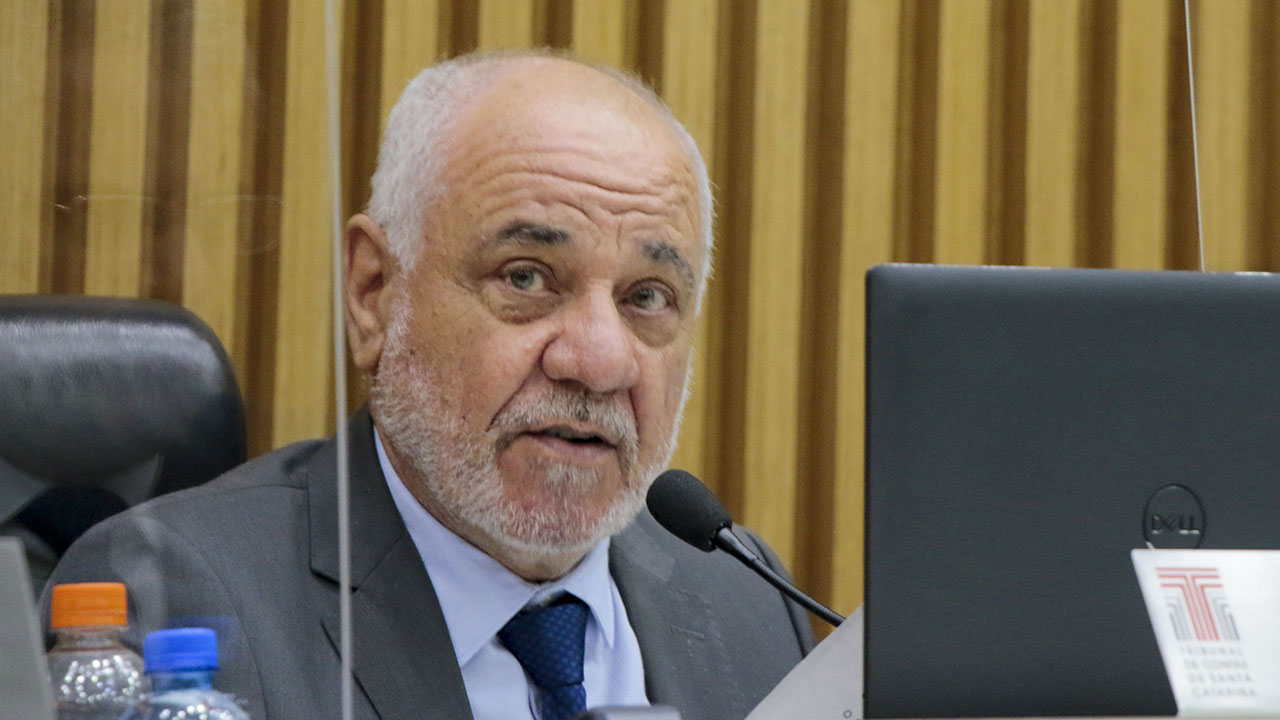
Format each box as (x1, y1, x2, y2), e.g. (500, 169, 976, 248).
(43, 410, 813, 720)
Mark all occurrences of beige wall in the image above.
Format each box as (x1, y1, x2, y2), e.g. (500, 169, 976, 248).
(3, 0, 1279, 622)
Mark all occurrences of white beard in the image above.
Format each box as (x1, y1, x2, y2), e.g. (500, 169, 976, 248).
(370, 299, 682, 559)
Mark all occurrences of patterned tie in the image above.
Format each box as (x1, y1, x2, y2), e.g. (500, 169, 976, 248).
(498, 594, 590, 720)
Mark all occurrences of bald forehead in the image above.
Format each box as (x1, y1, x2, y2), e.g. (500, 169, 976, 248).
(435, 56, 701, 224)
(477, 56, 660, 115)
(430, 58, 685, 176)
(453, 59, 677, 148)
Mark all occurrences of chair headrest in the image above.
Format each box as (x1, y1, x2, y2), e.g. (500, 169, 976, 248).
(0, 295, 247, 498)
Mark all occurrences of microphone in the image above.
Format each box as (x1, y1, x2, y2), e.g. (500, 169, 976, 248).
(646, 469, 845, 628)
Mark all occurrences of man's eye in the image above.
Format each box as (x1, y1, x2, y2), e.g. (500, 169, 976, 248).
(629, 285, 671, 312)
(506, 267, 546, 292)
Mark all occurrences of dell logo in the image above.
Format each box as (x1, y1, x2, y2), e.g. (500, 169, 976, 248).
(1147, 514, 1200, 535)
(1144, 485, 1206, 549)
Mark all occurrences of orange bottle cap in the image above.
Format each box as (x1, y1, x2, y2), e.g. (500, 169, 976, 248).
(50, 582, 128, 628)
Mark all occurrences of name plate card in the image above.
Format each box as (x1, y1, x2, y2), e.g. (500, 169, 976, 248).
(746, 606, 863, 720)
(1132, 549, 1280, 716)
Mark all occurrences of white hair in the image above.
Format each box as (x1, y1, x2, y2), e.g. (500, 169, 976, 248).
(366, 50, 715, 306)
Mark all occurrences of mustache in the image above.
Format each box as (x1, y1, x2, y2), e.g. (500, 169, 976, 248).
(492, 387, 638, 454)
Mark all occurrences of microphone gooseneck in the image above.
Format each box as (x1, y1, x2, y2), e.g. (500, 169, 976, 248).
(647, 470, 845, 628)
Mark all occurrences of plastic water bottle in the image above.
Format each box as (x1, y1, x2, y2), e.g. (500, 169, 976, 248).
(46, 582, 146, 720)
(120, 627, 250, 720)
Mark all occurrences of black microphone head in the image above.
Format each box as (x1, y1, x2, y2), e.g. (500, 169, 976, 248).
(646, 469, 732, 552)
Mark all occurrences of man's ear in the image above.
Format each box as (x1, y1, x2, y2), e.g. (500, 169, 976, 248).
(344, 214, 396, 372)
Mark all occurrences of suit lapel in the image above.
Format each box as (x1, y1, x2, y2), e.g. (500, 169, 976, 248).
(310, 410, 474, 720)
(319, 534, 475, 720)
(610, 511, 726, 719)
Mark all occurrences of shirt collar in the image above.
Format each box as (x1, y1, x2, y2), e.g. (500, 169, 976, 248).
(373, 427, 617, 666)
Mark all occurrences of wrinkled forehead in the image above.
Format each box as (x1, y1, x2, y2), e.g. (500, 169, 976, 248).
(424, 58, 711, 260)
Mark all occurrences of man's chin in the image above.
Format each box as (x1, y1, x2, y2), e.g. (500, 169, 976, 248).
(481, 488, 646, 557)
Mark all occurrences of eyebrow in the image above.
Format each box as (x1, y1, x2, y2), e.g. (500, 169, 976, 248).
(487, 221, 696, 288)
(644, 242, 696, 289)
(494, 221, 571, 246)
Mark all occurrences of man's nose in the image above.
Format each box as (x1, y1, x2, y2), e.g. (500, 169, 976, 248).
(541, 289, 640, 394)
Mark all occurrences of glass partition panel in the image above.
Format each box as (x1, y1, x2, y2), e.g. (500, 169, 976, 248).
(1, 2, 343, 717)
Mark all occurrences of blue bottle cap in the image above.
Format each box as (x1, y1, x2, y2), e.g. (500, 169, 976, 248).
(144, 627, 218, 672)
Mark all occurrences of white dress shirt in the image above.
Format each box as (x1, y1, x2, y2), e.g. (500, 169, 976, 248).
(375, 429, 650, 719)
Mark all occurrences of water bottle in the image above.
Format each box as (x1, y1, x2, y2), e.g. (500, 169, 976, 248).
(46, 582, 146, 720)
(120, 627, 250, 720)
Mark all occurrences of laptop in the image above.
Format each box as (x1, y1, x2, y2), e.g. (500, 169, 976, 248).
(863, 264, 1280, 718)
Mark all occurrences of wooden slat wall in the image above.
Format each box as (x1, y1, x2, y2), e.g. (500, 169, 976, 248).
(1, 0, 53, 293)
(1196, 1, 1250, 271)
(831, 0, 902, 618)
(662, 0, 720, 488)
(3, 0, 1279, 620)
(185, 0, 250, 380)
(478, 0, 540, 50)
(82, 2, 151, 297)
(1024, 0, 1082, 268)
(933, 0, 990, 264)
(273, 1, 338, 447)
(1113, 0, 1170, 270)
(379, 0, 443, 129)
(572, 0, 634, 67)
(739, 0, 810, 574)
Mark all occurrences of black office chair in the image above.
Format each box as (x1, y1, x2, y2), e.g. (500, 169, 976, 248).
(0, 295, 247, 592)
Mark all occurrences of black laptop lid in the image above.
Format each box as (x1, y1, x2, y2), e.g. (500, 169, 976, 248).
(863, 264, 1280, 718)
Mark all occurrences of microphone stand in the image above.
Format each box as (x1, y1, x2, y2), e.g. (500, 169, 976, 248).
(714, 527, 845, 628)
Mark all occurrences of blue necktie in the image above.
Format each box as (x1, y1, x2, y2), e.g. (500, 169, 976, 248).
(498, 594, 590, 720)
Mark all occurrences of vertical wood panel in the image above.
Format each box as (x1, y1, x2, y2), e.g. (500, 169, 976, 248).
(572, 0, 634, 67)
(984, 0, 1028, 267)
(832, 0, 902, 614)
(795, 0, 844, 624)
(1193, 0, 1250, 271)
(1076, 0, 1117, 268)
(83, 0, 152, 297)
(663, 0, 720, 484)
(740, 0, 811, 568)
(1112, 0, 1169, 269)
(0, 0, 52, 293)
(184, 0, 249, 376)
(893, 0, 941, 263)
(140, 2, 194, 305)
(272, 1, 337, 446)
(380, 0, 442, 129)
(1251, 1, 1280, 272)
(50, 0, 93, 295)
(712, 1, 754, 510)
(1167, 3, 1198, 271)
(1024, 0, 1083, 268)
(932, 0, 991, 264)
(477, 0, 540, 50)
(238, 0, 287, 456)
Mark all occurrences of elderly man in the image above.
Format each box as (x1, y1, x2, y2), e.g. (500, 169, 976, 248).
(45, 52, 811, 720)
